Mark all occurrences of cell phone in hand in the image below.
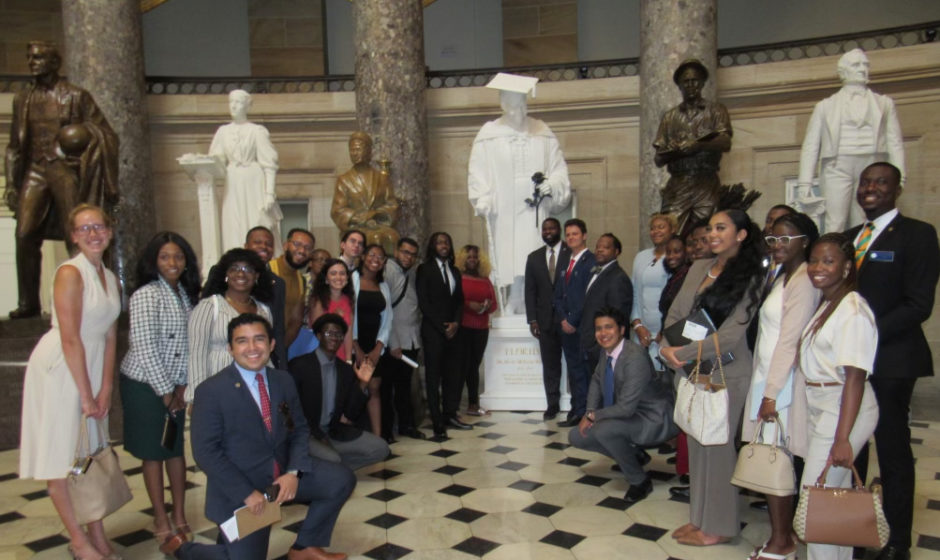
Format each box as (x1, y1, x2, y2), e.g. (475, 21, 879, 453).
(263, 484, 280, 502)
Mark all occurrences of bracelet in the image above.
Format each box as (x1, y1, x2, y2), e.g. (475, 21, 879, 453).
(762, 397, 776, 402)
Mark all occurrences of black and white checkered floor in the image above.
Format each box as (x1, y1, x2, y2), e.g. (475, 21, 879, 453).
(2, 412, 940, 559)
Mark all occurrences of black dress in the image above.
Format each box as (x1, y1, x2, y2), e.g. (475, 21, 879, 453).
(356, 289, 386, 353)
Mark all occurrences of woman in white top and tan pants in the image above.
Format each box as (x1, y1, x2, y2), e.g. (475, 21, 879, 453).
(798, 233, 880, 560)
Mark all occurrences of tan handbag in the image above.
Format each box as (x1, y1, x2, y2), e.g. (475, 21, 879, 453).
(67, 417, 132, 525)
(731, 418, 796, 496)
(793, 463, 889, 548)
(672, 334, 729, 446)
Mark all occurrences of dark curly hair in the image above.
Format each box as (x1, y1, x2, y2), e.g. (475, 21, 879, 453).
(311, 258, 355, 311)
(355, 244, 386, 283)
(200, 248, 273, 304)
(772, 212, 820, 261)
(805, 232, 857, 338)
(133, 231, 201, 305)
(695, 209, 765, 326)
(425, 232, 455, 264)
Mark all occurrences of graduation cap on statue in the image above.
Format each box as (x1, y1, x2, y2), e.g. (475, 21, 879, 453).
(486, 72, 539, 98)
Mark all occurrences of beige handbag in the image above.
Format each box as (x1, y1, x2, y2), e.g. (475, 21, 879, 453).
(673, 334, 729, 446)
(793, 464, 889, 548)
(67, 417, 132, 525)
(731, 418, 796, 496)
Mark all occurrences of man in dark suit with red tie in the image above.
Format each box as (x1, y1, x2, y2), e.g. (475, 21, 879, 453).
(416, 232, 466, 439)
(847, 162, 939, 560)
(180, 314, 355, 560)
(553, 219, 596, 427)
(525, 217, 570, 420)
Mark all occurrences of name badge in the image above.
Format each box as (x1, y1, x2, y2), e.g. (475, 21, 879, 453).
(868, 251, 894, 262)
(682, 321, 709, 341)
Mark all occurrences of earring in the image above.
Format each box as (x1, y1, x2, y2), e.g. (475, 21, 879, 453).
(225, 276, 229, 283)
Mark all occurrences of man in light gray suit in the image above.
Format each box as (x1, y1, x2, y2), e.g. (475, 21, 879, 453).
(568, 307, 676, 503)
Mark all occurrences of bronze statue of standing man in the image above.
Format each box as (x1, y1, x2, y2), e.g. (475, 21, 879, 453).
(4, 41, 119, 318)
(653, 59, 732, 236)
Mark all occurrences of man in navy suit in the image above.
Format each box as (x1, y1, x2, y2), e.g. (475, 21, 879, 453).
(524, 217, 569, 420)
(179, 314, 355, 560)
(553, 218, 596, 427)
(848, 162, 939, 560)
(579, 233, 633, 373)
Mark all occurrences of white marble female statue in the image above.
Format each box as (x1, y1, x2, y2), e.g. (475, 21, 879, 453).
(210, 89, 282, 252)
(468, 74, 571, 313)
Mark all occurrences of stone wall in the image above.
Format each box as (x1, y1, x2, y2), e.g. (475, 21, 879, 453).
(248, 0, 325, 76)
(502, 0, 578, 66)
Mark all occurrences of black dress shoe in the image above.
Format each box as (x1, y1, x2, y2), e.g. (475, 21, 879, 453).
(636, 449, 651, 466)
(8, 306, 40, 319)
(399, 427, 427, 440)
(446, 417, 473, 430)
(666, 456, 677, 465)
(543, 406, 560, 421)
(875, 545, 910, 560)
(668, 485, 690, 498)
(678, 474, 689, 485)
(624, 477, 653, 503)
(749, 499, 769, 512)
(431, 424, 448, 440)
(558, 416, 582, 428)
(383, 435, 398, 444)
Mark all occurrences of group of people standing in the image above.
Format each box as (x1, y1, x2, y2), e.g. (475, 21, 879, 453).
(526, 162, 937, 560)
(16, 209, 502, 559)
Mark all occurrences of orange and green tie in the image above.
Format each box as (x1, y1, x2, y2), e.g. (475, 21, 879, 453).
(854, 223, 875, 269)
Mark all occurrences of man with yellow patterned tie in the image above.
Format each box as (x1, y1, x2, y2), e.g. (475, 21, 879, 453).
(846, 162, 939, 560)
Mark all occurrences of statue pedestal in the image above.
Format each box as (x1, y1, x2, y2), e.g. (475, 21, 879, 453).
(178, 156, 225, 278)
(479, 314, 570, 412)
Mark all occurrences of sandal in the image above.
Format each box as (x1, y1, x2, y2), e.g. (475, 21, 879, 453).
(158, 530, 188, 555)
(175, 522, 193, 540)
(677, 529, 732, 546)
(672, 522, 698, 539)
(747, 543, 796, 560)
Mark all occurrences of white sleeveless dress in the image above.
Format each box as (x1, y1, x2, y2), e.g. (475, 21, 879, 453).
(19, 252, 121, 480)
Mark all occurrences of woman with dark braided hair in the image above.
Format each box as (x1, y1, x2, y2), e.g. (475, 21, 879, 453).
(742, 212, 820, 560)
(187, 248, 273, 402)
(798, 233, 879, 560)
(660, 208, 765, 547)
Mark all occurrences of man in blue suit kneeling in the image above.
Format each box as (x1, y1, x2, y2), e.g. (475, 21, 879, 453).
(178, 313, 355, 560)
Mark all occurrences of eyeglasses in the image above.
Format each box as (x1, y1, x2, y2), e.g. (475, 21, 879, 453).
(227, 264, 256, 274)
(289, 239, 314, 252)
(398, 249, 418, 258)
(73, 223, 109, 235)
(321, 330, 345, 339)
(764, 235, 807, 246)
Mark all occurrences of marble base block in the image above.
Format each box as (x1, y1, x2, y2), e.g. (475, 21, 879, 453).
(480, 314, 570, 412)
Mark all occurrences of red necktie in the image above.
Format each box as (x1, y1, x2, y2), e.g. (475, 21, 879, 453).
(565, 257, 576, 284)
(255, 373, 280, 478)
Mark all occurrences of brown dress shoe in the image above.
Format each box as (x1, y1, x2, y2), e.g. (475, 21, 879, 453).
(287, 546, 347, 560)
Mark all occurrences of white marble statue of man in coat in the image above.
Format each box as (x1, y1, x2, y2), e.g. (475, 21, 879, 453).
(468, 73, 571, 314)
(797, 48, 905, 232)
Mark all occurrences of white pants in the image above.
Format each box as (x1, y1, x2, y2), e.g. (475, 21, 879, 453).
(801, 383, 879, 560)
(819, 153, 885, 232)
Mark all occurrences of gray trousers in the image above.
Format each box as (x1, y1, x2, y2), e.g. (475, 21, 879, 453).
(568, 418, 649, 485)
(308, 432, 389, 472)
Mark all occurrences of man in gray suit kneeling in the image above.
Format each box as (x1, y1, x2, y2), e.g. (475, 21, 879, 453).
(568, 307, 676, 504)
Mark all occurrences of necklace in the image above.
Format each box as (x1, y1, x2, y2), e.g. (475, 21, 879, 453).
(706, 266, 720, 279)
(225, 294, 252, 307)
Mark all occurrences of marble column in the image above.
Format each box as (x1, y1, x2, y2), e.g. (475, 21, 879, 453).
(62, 0, 155, 299)
(639, 0, 717, 247)
(353, 0, 430, 245)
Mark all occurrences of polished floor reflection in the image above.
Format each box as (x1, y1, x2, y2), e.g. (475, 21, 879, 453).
(1, 411, 939, 559)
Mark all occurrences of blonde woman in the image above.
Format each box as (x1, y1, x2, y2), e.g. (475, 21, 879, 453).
(19, 204, 122, 560)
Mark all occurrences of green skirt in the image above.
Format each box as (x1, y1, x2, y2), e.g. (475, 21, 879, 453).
(120, 375, 184, 460)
